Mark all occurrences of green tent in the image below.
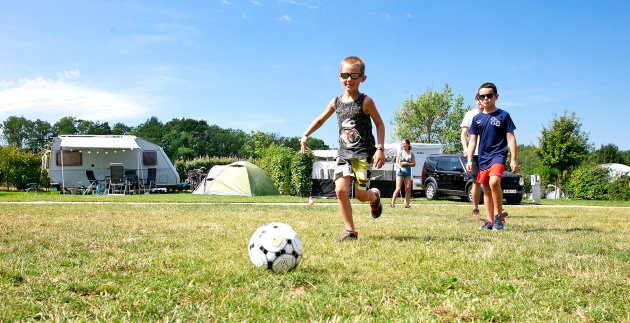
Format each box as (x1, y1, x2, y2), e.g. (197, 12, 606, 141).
(192, 161, 279, 196)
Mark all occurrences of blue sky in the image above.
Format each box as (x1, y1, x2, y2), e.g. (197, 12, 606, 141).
(1, 0, 628, 150)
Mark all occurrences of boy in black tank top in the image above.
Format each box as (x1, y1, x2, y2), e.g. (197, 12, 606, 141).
(300, 56, 386, 242)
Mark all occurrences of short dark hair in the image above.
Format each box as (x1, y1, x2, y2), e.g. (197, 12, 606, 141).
(477, 82, 498, 95)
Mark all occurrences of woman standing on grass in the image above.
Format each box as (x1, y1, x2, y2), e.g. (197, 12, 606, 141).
(391, 139, 415, 208)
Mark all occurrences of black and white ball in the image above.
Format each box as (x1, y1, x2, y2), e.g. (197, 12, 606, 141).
(248, 222, 303, 273)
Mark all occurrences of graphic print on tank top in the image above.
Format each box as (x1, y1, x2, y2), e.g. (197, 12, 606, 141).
(335, 93, 375, 159)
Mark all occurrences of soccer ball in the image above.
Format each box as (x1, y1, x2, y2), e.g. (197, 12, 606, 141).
(248, 222, 303, 273)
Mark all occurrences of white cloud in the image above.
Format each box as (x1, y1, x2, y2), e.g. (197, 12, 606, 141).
(250, 0, 262, 5)
(277, 14, 292, 22)
(0, 72, 150, 124)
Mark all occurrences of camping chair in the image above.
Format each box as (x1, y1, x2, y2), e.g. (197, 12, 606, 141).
(83, 170, 101, 195)
(124, 170, 139, 194)
(141, 168, 157, 193)
(108, 163, 127, 195)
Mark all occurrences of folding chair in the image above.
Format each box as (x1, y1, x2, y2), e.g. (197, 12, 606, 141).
(125, 170, 139, 194)
(84, 170, 99, 195)
(141, 168, 157, 193)
(108, 163, 127, 195)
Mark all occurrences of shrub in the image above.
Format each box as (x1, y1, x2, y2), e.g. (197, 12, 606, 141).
(608, 175, 630, 201)
(0, 146, 43, 190)
(291, 152, 313, 197)
(565, 164, 609, 200)
(260, 145, 295, 195)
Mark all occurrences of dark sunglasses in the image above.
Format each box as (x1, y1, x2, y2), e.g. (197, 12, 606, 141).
(339, 72, 363, 80)
(477, 93, 496, 100)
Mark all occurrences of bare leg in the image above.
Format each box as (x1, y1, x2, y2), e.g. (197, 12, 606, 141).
(391, 176, 403, 206)
(404, 177, 412, 206)
(472, 182, 481, 210)
(335, 177, 354, 231)
(482, 183, 494, 223)
(489, 176, 503, 217)
(354, 186, 374, 203)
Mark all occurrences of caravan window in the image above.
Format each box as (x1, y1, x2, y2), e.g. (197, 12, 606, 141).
(143, 151, 158, 166)
(56, 151, 82, 166)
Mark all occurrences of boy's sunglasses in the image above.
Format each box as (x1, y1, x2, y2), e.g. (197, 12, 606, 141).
(477, 93, 496, 100)
(339, 72, 363, 80)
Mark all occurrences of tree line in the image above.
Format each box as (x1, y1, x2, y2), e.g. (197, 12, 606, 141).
(0, 115, 329, 160)
(2, 83, 629, 199)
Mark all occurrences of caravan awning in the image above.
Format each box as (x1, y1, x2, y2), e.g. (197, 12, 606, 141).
(58, 136, 141, 150)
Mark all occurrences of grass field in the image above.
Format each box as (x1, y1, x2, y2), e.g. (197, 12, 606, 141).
(1, 192, 629, 321)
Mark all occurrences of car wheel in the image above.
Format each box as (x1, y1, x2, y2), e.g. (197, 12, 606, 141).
(506, 195, 523, 205)
(467, 184, 484, 204)
(425, 182, 437, 200)
(466, 185, 473, 203)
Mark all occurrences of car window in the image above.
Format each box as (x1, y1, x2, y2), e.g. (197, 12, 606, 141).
(436, 157, 447, 171)
(447, 156, 461, 171)
(425, 156, 437, 169)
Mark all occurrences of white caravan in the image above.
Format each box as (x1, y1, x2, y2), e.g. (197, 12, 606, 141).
(311, 143, 442, 198)
(45, 135, 180, 192)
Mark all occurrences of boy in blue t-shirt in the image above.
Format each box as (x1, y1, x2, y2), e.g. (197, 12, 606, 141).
(466, 83, 519, 230)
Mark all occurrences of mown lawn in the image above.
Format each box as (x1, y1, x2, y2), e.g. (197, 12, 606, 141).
(1, 193, 629, 321)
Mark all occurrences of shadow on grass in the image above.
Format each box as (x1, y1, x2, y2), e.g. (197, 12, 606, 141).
(519, 226, 601, 233)
(373, 235, 492, 243)
(512, 215, 573, 219)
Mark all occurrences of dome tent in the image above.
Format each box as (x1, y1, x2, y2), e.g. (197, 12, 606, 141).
(192, 161, 279, 196)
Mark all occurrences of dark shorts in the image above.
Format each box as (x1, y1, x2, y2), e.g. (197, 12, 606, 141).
(471, 155, 479, 182)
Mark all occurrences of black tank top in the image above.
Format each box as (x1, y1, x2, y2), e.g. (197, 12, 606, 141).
(334, 93, 376, 160)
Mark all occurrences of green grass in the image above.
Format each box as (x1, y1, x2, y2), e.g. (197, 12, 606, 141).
(1, 193, 629, 321)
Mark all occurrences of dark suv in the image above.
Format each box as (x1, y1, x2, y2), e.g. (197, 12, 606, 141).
(420, 154, 525, 204)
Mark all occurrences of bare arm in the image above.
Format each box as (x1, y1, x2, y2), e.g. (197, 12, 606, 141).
(363, 96, 385, 168)
(460, 127, 470, 157)
(408, 153, 416, 167)
(300, 99, 335, 153)
(507, 131, 519, 173)
(465, 134, 478, 172)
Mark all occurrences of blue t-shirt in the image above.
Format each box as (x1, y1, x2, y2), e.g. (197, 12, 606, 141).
(469, 109, 516, 171)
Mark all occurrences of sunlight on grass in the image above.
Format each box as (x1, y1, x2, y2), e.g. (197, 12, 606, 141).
(0, 197, 629, 320)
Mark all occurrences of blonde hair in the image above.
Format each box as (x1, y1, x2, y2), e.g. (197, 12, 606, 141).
(341, 56, 365, 74)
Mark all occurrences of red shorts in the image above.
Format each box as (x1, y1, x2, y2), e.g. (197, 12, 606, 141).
(476, 163, 505, 185)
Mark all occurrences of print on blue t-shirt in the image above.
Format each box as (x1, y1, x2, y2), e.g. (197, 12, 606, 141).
(469, 109, 516, 171)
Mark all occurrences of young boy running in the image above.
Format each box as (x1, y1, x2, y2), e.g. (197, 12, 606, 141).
(300, 56, 385, 241)
(466, 83, 519, 230)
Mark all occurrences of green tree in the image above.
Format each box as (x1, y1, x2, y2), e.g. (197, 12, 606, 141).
(590, 144, 624, 164)
(26, 119, 53, 153)
(281, 136, 329, 152)
(244, 131, 280, 159)
(132, 116, 164, 147)
(112, 122, 132, 135)
(2, 116, 31, 148)
(391, 83, 467, 153)
(537, 111, 591, 194)
(53, 116, 78, 135)
(207, 126, 249, 158)
(162, 118, 212, 160)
